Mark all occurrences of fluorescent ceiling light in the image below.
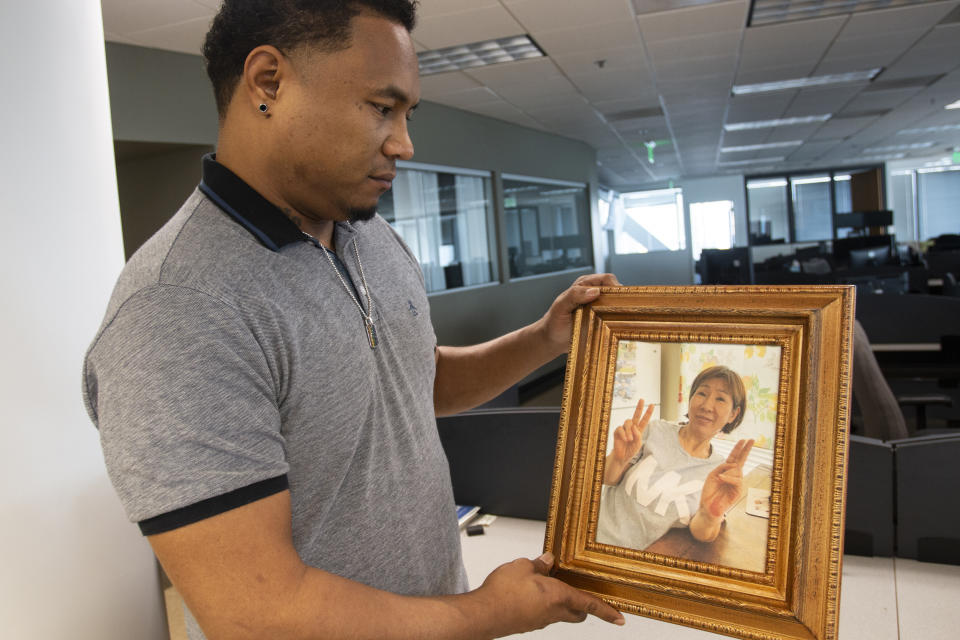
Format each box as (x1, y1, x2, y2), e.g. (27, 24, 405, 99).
(946, 99, 960, 110)
(897, 124, 960, 135)
(721, 141, 802, 153)
(732, 69, 881, 95)
(792, 176, 831, 185)
(724, 114, 831, 131)
(834, 175, 851, 181)
(845, 153, 906, 163)
(863, 142, 935, 153)
(718, 156, 786, 166)
(418, 35, 544, 75)
(747, 179, 788, 189)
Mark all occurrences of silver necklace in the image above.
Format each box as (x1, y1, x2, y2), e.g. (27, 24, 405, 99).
(307, 233, 378, 349)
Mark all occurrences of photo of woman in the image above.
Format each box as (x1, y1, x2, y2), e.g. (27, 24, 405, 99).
(596, 341, 779, 573)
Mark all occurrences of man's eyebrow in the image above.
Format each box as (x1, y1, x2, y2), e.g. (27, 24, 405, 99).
(372, 86, 419, 109)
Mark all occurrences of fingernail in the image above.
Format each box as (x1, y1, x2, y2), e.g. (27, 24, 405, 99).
(586, 287, 600, 296)
(615, 617, 625, 626)
(538, 551, 555, 565)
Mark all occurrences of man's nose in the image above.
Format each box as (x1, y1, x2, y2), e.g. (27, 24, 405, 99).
(384, 120, 414, 160)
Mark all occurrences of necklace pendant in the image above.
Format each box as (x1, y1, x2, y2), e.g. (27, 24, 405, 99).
(364, 317, 378, 349)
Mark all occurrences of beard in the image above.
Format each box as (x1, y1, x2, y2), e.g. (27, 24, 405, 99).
(347, 206, 378, 223)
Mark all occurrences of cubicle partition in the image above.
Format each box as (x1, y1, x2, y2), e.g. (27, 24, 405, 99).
(439, 410, 959, 565)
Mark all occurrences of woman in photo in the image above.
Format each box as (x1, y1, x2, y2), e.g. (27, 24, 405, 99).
(597, 365, 754, 551)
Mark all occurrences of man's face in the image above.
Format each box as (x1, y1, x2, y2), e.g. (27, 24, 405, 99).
(270, 12, 420, 224)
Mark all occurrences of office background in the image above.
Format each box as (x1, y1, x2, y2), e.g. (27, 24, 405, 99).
(2, 1, 958, 638)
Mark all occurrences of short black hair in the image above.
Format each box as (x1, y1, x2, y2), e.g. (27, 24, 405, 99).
(203, 0, 418, 119)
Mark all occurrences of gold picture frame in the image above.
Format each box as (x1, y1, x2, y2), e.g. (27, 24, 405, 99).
(545, 286, 855, 640)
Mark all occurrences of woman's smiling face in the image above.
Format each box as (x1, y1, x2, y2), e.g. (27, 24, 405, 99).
(687, 377, 741, 439)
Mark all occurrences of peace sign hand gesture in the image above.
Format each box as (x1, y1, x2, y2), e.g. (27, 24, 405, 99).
(690, 438, 755, 542)
(603, 399, 655, 485)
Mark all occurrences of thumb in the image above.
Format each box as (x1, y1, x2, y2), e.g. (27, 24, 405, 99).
(532, 551, 555, 575)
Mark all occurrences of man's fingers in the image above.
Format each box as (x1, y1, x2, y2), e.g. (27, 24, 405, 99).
(574, 273, 620, 288)
(567, 591, 624, 625)
(532, 551, 555, 576)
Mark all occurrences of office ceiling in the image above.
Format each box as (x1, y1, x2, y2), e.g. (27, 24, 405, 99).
(102, 0, 960, 190)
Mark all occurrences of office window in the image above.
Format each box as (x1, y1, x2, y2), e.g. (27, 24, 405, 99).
(918, 168, 960, 240)
(379, 164, 497, 293)
(791, 174, 832, 242)
(747, 166, 884, 244)
(746, 179, 789, 243)
(613, 189, 685, 254)
(690, 200, 735, 261)
(502, 176, 592, 278)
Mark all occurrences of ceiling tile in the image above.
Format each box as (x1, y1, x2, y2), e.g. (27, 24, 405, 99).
(101, 0, 213, 36)
(782, 86, 861, 117)
(502, 0, 635, 32)
(531, 19, 642, 55)
(121, 15, 213, 55)
(426, 87, 503, 110)
(809, 116, 877, 140)
(822, 29, 926, 60)
(721, 130, 773, 146)
(644, 29, 742, 62)
(419, 72, 483, 96)
(734, 63, 818, 84)
(842, 87, 924, 113)
(416, 0, 501, 18)
(739, 15, 847, 71)
(651, 55, 737, 79)
(550, 45, 648, 77)
(462, 57, 560, 87)
(726, 93, 796, 122)
(568, 69, 658, 102)
(412, 5, 525, 50)
(838, 1, 959, 38)
(637, 0, 749, 42)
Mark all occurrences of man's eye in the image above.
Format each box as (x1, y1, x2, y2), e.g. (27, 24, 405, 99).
(373, 103, 392, 116)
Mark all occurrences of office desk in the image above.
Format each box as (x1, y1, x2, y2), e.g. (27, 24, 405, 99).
(460, 517, 960, 639)
(645, 466, 771, 573)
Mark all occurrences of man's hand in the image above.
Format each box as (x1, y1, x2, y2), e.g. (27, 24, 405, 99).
(603, 398, 654, 485)
(467, 551, 625, 636)
(538, 273, 621, 356)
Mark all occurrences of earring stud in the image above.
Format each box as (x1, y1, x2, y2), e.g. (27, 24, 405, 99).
(258, 103, 268, 113)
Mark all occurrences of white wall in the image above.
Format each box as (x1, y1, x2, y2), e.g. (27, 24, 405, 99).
(680, 174, 749, 248)
(0, 2, 166, 638)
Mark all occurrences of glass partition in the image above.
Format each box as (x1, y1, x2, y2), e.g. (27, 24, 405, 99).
(378, 164, 497, 293)
(502, 176, 592, 278)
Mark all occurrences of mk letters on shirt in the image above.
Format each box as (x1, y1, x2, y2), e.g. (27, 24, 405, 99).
(621, 454, 702, 523)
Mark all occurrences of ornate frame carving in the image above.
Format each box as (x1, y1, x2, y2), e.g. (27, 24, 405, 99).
(544, 286, 854, 640)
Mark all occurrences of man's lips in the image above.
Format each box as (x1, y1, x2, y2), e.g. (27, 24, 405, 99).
(370, 173, 396, 187)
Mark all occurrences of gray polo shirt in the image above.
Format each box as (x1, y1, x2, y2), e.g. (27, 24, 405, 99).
(83, 157, 468, 635)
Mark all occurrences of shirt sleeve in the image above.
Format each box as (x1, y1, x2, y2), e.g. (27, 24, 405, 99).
(83, 284, 289, 533)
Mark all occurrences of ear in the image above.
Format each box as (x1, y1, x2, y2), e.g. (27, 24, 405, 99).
(728, 406, 741, 426)
(241, 45, 285, 114)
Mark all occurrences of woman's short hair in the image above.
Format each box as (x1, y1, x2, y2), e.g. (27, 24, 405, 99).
(688, 365, 746, 433)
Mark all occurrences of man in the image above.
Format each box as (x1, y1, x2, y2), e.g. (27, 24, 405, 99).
(83, 1, 623, 637)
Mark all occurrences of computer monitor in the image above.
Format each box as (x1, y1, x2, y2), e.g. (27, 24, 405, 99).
(698, 247, 753, 285)
(848, 245, 893, 269)
(833, 234, 895, 267)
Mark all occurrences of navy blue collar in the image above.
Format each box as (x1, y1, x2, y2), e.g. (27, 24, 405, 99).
(199, 154, 304, 252)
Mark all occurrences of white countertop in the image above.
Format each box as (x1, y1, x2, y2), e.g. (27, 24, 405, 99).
(460, 516, 960, 639)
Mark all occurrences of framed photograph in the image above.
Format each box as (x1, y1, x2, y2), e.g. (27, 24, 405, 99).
(545, 286, 855, 640)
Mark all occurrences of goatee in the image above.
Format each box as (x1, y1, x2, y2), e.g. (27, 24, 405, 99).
(347, 206, 378, 223)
